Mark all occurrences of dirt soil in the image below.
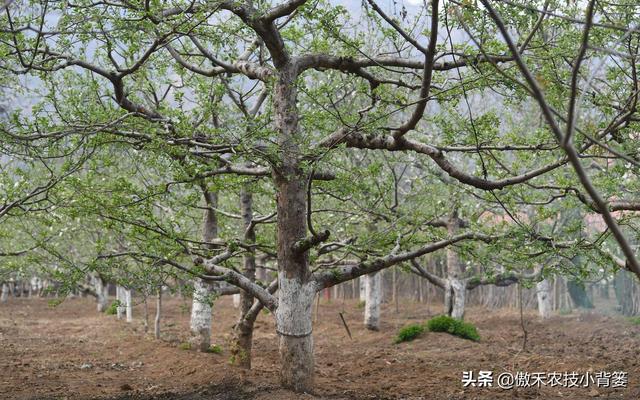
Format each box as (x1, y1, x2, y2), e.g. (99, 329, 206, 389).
(1, 295, 639, 400)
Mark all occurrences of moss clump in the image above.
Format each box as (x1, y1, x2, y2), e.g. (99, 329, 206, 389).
(208, 344, 223, 354)
(394, 323, 425, 344)
(105, 301, 119, 315)
(426, 315, 480, 341)
(178, 342, 192, 350)
(356, 300, 366, 309)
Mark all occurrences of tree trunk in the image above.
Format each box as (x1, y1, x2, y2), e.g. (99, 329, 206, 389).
(143, 295, 149, 333)
(189, 188, 218, 351)
(359, 277, 366, 302)
(277, 274, 315, 392)
(93, 275, 108, 313)
(536, 278, 552, 319)
(567, 279, 594, 309)
(231, 186, 257, 369)
(232, 294, 240, 308)
(446, 211, 466, 319)
(273, 66, 315, 393)
(450, 279, 466, 320)
(364, 272, 382, 330)
(190, 278, 213, 351)
(1, 283, 8, 303)
(392, 267, 399, 313)
(116, 285, 124, 319)
(155, 286, 162, 340)
(125, 288, 133, 322)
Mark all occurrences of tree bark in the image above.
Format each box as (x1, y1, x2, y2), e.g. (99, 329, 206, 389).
(232, 293, 240, 308)
(392, 267, 399, 313)
(359, 277, 366, 302)
(125, 288, 133, 322)
(143, 295, 149, 333)
(93, 275, 108, 312)
(190, 188, 218, 351)
(190, 278, 213, 351)
(116, 285, 124, 319)
(231, 186, 257, 369)
(536, 278, 552, 319)
(273, 66, 315, 392)
(155, 286, 162, 340)
(364, 272, 382, 330)
(1, 283, 8, 303)
(450, 279, 466, 320)
(446, 211, 466, 319)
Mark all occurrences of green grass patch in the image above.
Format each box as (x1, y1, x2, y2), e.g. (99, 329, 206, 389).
(394, 323, 425, 344)
(47, 299, 63, 308)
(105, 301, 119, 315)
(208, 344, 223, 354)
(426, 315, 480, 341)
(178, 342, 192, 350)
(356, 300, 366, 309)
(628, 316, 640, 325)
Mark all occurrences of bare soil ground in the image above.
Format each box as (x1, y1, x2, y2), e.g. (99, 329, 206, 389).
(1, 296, 639, 400)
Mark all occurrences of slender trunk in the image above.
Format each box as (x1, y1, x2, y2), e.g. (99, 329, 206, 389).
(155, 286, 162, 340)
(446, 211, 466, 319)
(359, 277, 366, 302)
(392, 267, 399, 313)
(536, 278, 552, 319)
(94, 275, 108, 313)
(273, 66, 315, 392)
(125, 289, 133, 322)
(116, 285, 124, 319)
(190, 189, 218, 351)
(232, 294, 240, 308)
(232, 186, 257, 369)
(143, 295, 149, 333)
(364, 272, 382, 330)
(553, 276, 558, 310)
(1, 283, 8, 303)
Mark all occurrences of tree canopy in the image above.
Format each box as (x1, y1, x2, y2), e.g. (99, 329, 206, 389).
(2, 0, 640, 392)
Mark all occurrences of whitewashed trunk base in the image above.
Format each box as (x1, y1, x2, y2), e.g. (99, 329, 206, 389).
(116, 285, 124, 319)
(1, 283, 8, 303)
(125, 289, 133, 322)
(364, 272, 381, 330)
(537, 278, 552, 319)
(190, 279, 213, 351)
(276, 275, 315, 392)
(450, 279, 466, 320)
(94, 276, 108, 313)
(232, 293, 240, 308)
